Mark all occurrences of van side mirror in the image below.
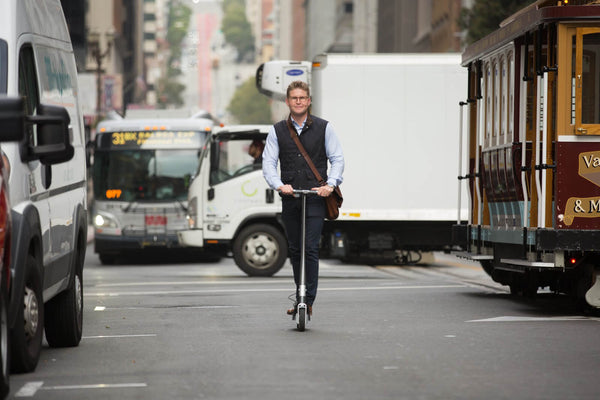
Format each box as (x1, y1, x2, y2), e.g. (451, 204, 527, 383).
(26, 103, 74, 165)
(0, 97, 26, 142)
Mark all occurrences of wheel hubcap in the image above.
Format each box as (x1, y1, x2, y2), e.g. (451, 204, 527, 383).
(23, 287, 39, 339)
(242, 233, 278, 269)
(75, 274, 83, 324)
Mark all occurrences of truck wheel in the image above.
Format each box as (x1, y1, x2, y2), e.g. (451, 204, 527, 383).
(45, 235, 84, 347)
(10, 254, 44, 373)
(233, 224, 287, 277)
(0, 277, 9, 398)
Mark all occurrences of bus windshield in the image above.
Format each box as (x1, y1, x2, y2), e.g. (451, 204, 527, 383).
(93, 149, 200, 202)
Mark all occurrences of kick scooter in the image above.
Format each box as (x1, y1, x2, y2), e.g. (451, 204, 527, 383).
(291, 189, 318, 331)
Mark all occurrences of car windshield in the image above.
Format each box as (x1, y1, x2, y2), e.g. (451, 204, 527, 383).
(93, 149, 200, 202)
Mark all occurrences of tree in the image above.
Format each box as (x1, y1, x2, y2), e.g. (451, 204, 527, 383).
(221, 1, 255, 62)
(227, 77, 272, 124)
(157, 2, 192, 108)
(157, 77, 186, 108)
(459, 0, 537, 45)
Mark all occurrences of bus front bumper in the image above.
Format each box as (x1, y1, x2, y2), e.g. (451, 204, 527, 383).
(94, 233, 182, 253)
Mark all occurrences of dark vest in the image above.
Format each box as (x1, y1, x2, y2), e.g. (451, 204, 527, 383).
(274, 115, 328, 190)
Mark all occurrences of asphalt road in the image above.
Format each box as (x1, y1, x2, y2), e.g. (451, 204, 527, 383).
(6, 246, 600, 399)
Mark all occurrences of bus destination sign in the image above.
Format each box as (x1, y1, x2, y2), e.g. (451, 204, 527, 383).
(102, 130, 204, 149)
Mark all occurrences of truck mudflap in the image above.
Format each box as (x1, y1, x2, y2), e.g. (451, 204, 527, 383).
(177, 229, 204, 247)
(585, 266, 600, 308)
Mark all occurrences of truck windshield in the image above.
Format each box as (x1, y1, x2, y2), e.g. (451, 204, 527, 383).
(93, 149, 199, 202)
(210, 138, 265, 185)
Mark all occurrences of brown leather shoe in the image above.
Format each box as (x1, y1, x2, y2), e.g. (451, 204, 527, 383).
(308, 304, 312, 316)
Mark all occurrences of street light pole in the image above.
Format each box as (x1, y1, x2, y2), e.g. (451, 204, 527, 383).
(89, 31, 114, 116)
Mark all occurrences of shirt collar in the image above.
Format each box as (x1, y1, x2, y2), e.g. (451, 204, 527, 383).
(289, 114, 311, 132)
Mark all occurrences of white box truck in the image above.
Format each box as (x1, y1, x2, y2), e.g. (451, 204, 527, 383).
(178, 125, 287, 276)
(256, 53, 468, 264)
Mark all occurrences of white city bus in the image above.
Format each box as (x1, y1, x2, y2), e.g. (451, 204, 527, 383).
(92, 116, 214, 264)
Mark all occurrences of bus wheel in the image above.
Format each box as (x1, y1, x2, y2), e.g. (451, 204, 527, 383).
(233, 224, 287, 277)
(99, 253, 117, 265)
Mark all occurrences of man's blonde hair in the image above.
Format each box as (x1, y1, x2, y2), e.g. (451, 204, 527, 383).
(286, 80, 310, 98)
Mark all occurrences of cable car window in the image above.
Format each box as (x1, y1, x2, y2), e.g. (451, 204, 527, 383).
(572, 35, 576, 126)
(581, 32, 600, 124)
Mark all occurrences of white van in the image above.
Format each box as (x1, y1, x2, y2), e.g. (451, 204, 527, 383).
(0, 0, 87, 372)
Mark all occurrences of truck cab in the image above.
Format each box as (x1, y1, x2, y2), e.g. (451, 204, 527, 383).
(178, 125, 287, 276)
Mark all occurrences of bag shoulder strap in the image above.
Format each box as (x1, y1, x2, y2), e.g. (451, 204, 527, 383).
(287, 118, 326, 185)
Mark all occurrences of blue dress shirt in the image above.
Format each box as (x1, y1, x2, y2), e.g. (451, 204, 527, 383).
(262, 116, 344, 190)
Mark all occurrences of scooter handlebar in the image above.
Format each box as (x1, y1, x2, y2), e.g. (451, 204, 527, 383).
(292, 189, 319, 197)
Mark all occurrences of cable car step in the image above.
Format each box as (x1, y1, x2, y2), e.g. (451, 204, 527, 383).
(500, 258, 555, 268)
(453, 251, 493, 261)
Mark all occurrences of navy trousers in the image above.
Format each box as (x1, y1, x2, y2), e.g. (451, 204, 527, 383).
(281, 196, 325, 306)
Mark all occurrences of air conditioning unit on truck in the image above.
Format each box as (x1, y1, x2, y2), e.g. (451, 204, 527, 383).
(178, 125, 287, 276)
(256, 53, 469, 264)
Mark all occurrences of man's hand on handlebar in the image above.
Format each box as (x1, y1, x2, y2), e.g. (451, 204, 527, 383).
(279, 184, 332, 197)
(278, 184, 294, 195)
(312, 185, 334, 197)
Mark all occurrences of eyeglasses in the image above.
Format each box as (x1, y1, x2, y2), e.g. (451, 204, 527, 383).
(289, 96, 309, 102)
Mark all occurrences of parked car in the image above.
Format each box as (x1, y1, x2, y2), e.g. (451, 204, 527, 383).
(0, 114, 26, 398)
(0, 153, 13, 398)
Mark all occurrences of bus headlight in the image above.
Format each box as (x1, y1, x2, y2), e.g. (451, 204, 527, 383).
(187, 197, 198, 228)
(94, 212, 119, 229)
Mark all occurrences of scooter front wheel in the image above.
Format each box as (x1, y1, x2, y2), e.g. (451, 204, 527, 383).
(297, 308, 306, 331)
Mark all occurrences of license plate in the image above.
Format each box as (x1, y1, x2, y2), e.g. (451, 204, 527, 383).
(145, 215, 167, 225)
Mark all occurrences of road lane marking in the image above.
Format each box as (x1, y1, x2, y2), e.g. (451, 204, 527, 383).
(84, 284, 465, 297)
(467, 316, 600, 322)
(41, 383, 148, 390)
(322, 285, 464, 291)
(94, 279, 287, 287)
(15, 381, 44, 397)
(94, 305, 239, 311)
(83, 334, 157, 339)
(16, 381, 147, 397)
